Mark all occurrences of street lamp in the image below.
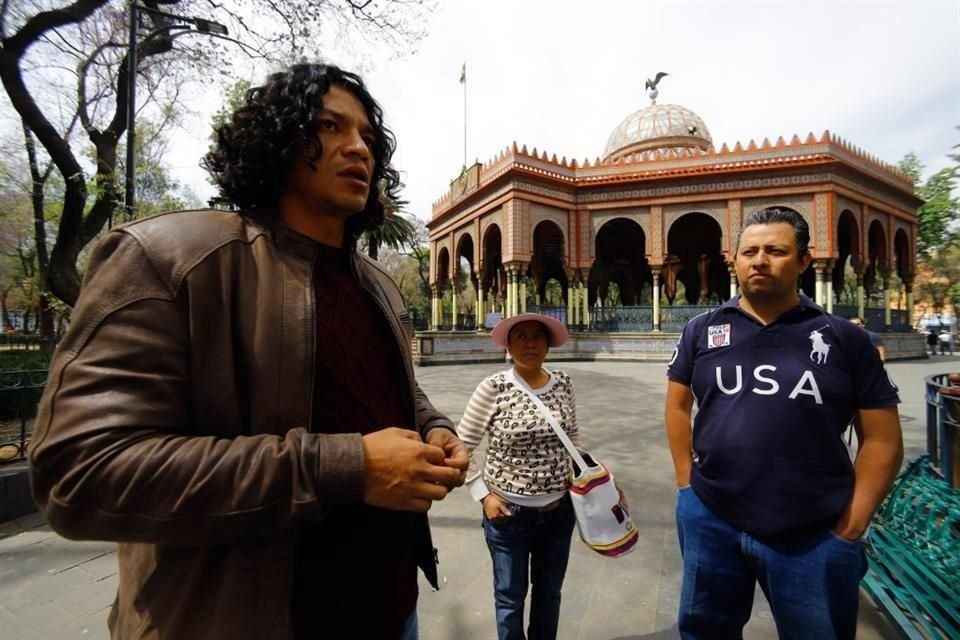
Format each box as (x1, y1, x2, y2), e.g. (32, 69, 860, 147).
(121, 1, 228, 225)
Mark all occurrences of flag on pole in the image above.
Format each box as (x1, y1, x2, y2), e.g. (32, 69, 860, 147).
(459, 62, 466, 84)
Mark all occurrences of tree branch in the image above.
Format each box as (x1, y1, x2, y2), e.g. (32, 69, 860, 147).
(2, 0, 108, 57)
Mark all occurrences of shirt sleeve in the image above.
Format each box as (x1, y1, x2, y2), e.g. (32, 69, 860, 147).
(456, 376, 499, 501)
(666, 316, 700, 385)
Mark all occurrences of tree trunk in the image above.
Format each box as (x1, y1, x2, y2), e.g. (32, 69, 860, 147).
(22, 123, 55, 338)
(1, 286, 11, 331)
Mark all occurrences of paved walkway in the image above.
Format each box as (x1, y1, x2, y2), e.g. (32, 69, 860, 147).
(2, 356, 956, 639)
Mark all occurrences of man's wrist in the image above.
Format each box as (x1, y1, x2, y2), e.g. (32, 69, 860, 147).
(832, 513, 869, 540)
(422, 422, 455, 439)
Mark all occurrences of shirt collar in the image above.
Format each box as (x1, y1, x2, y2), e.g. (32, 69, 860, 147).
(720, 292, 825, 320)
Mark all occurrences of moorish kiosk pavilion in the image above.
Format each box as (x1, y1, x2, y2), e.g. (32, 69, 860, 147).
(419, 85, 926, 364)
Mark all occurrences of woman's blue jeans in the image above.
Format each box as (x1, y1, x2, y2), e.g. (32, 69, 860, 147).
(675, 486, 868, 640)
(482, 498, 576, 640)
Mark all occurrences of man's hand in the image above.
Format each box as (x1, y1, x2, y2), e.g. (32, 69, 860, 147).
(481, 493, 512, 522)
(361, 428, 463, 512)
(426, 428, 469, 488)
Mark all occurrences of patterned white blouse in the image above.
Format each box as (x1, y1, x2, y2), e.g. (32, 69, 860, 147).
(456, 367, 581, 507)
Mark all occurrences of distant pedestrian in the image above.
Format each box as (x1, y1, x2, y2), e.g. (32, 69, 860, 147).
(927, 330, 939, 355)
(457, 313, 580, 640)
(940, 329, 954, 355)
(849, 316, 886, 361)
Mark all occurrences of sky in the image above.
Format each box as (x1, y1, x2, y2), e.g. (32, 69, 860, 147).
(166, 0, 960, 221)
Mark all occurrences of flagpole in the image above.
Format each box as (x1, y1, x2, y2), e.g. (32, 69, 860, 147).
(462, 63, 467, 169)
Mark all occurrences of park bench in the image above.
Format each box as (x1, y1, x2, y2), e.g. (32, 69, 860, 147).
(862, 377, 960, 639)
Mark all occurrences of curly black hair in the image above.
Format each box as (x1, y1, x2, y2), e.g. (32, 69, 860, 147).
(203, 62, 400, 245)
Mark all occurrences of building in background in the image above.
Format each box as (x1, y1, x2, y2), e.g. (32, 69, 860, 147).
(426, 84, 921, 335)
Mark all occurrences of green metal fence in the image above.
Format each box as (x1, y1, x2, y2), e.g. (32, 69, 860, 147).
(0, 369, 48, 463)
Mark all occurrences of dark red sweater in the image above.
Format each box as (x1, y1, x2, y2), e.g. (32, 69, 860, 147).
(292, 243, 417, 639)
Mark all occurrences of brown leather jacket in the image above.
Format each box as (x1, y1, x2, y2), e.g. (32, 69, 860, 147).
(29, 210, 454, 639)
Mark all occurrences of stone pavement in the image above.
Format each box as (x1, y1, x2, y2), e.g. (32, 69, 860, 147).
(2, 356, 955, 639)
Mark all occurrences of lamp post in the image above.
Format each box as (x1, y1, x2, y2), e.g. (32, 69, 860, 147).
(122, 1, 228, 225)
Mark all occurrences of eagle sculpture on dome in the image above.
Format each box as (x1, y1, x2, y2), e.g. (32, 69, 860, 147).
(645, 71, 669, 103)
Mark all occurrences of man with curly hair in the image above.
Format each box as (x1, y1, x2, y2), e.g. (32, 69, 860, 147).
(29, 63, 468, 640)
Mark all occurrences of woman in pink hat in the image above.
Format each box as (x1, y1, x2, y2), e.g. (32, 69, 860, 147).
(456, 313, 580, 640)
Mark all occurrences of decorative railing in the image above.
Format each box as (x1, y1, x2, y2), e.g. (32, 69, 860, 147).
(828, 306, 910, 332)
(587, 306, 654, 332)
(659, 305, 717, 333)
(410, 313, 429, 332)
(833, 304, 858, 321)
(428, 303, 910, 334)
(436, 313, 476, 331)
(889, 309, 910, 331)
(0, 369, 48, 464)
(530, 306, 567, 325)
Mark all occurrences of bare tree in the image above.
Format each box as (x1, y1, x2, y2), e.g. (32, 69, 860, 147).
(0, 0, 433, 306)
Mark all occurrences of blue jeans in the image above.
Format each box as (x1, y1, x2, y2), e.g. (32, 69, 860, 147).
(400, 609, 417, 640)
(675, 486, 867, 640)
(482, 498, 576, 640)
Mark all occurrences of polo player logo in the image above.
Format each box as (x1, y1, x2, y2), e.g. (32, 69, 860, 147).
(809, 327, 831, 364)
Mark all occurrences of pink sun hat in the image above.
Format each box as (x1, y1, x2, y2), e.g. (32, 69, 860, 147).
(490, 313, 569, 348)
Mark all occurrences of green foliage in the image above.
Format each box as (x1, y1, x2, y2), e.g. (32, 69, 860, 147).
(903, 134, 960, 319)
(369, 213, 431, 317)
(210, 79, 252, 137)
(0, 348, 52, 371)
(898, 152, 923, 184)
(916, 167, 960, 256)
(544, 279, 564, 306)
(364, 211, 417, 260)
(916, 243, 960, 314)
(899, 154, 960, 257)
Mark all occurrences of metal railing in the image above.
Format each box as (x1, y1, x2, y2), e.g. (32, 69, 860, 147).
(0, 369, 48, 464)
(924, 373, 960, 487)
(435, 313, 476, 331)
(530, 306, 567, 324)
(659, 305, 717, 333)
(426, 303, 915, 334)
(410, 313, 429, 331)
(587, 306, 654, 332)
(830, 306, 910, 332)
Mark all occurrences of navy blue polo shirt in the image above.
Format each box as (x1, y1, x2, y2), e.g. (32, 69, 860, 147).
(667, 294, 899, 539)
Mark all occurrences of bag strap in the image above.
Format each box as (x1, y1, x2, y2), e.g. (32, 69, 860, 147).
(508, 369, 589, 472)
